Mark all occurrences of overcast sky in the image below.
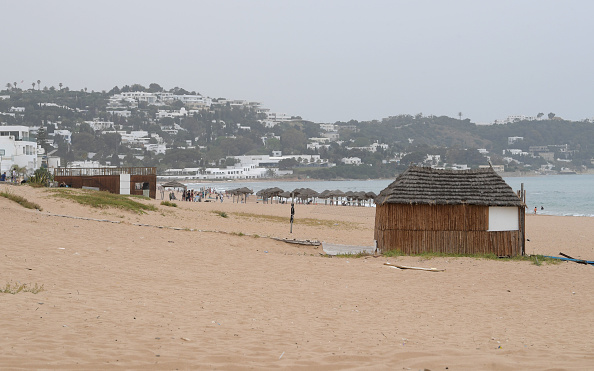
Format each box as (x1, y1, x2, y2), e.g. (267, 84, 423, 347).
(2, 0, 593, 124)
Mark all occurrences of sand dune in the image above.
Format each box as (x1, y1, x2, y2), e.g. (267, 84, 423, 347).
(1, 183, 593, 370)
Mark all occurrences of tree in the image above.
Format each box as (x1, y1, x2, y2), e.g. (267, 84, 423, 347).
(280, 128, 307, 153)
(5, 83, 11, 90)
(278, 158, 299, 170)
(37, 80, 41, 91)
(458, 112, 463, 121)
(548, 112, 555, 119)
(59, 82, 63, 91)
(108, 86, 121, 95)
(148, 83, 163, 93)
(537, 112, 544, 119)
(32, 82, 36, 90)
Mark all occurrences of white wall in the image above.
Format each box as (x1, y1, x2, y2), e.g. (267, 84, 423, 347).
(119, 174, 130, 195)
(488, 207, 519, 231)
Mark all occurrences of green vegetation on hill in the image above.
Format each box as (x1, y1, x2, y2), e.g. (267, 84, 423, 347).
(2, 83, 593, 178)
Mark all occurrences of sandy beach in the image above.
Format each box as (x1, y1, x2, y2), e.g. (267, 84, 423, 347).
(1, 183, 593, 370)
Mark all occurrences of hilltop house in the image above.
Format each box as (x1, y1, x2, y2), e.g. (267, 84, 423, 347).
(0, 125, 41, 173)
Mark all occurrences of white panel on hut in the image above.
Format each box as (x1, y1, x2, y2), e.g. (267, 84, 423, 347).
(488, 207, 519, 231)
(119, 173, 131, 195)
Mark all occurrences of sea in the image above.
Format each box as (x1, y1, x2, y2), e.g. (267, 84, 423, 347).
(186, 174, 594, 217)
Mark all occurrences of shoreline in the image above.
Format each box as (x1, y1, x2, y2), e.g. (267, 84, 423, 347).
(158, 169, 594, 184)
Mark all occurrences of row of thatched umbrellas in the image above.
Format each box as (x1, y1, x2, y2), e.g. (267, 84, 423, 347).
(227, 186, 377, 205)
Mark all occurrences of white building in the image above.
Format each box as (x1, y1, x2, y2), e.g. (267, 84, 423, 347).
(260, 120, 278, 128)
(144, 143, 167, 154)
(53, 129, 72, 144)
(67, 160, 106, 168)
(267, 112, 292, 122)
(107, 110, 132, 117)
(156, 107, 189, 119)
(171, 95, 212, 109)
(508, 136, 524, 145)
(341, 157, 362, 165)
(85, 119, 115, 131)
(321, 131, 340, 141)
(0, 126, 41, 173)
(120, 131, 150, 145)
(162, 164, 269, 180)
(119, 91, 158, 104)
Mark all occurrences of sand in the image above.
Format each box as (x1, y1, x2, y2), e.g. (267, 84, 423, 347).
(1, 183, 593, 370)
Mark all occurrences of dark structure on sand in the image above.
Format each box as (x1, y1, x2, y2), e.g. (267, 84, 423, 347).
(374, 166, 526, 256)
(54, 167, 157, 199)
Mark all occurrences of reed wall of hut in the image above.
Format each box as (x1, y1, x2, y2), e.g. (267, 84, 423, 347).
(374, 203, 524, 256)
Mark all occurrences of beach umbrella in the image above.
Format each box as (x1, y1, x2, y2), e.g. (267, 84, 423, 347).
(318, 189, 332, 205)
(318, 190, 331, 198)
(278, 191, 292, 200)
(236, 187, 253, 202)
(304, 188, 319, 203)
(256, 188, 270, 196)
(291, 188, 305, 197)
(365, 191, 377, 206)
(238, 187, 253, 194)
(296, 188, 318, 203)
(267, 187, 284, 203)
(329, 189, 345, 205)
(355, 191, 366, 200)
(354, 191, 367, 206)
(268, 187, 284, 196)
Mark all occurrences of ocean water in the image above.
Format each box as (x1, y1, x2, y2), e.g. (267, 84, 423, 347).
(504, 174, 594, 217)
(186, 174, 594, 217)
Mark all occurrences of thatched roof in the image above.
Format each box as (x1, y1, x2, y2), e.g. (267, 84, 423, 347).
(161, 181, 187, 189)
(375, 166, 523, 207)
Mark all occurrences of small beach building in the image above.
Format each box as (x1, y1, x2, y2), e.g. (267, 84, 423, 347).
(54, 167, 157, 199)
(374, 166, 525, 256)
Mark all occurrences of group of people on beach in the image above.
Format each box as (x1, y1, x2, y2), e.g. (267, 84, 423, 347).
(160, 186, 225, 203)
(183, 188, 225, 203)
(0, 170, 19, 184)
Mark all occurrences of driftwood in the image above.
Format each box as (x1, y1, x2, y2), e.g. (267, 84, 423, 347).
(384, 262, 445, 272)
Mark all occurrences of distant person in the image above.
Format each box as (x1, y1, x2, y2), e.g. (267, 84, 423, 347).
(0, 172, 5, 182)
(541, 206, 544, 210)
(534, 207, 537, 214)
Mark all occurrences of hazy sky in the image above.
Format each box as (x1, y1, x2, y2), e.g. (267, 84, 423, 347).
(2, 0, 593, 124)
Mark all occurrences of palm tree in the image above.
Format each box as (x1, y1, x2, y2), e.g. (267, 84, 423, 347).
(13, 82, 17, 89)
(458, 112, 462, 120)
(5, 83, 11, 90)
(32, 82, 36, 90)
(37, 80, 41, 91)
(59, 82, 63, 91)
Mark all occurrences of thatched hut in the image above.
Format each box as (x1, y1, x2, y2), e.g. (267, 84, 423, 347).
(374, 166, 526, 256)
